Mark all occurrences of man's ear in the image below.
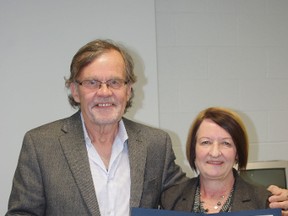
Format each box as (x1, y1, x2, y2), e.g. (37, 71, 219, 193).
(126, 84, 133, 101)
(70, 82, 80, 103)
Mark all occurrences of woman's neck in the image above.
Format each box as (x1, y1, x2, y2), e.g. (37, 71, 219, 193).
(198, 173, 235, 214)
(199, 172, 235, 198)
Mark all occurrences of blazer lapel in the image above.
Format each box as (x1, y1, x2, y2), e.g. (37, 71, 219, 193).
(183, 179, 198, 212)
(59, 112, 100, 215)
(124, 118, 148, 208)
(232, 175, 253, 211)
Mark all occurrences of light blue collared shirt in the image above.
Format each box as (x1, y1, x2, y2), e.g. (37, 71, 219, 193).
(81, 114, 131, 216)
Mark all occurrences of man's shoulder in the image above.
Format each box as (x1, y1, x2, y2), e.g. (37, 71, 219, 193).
(122, 117, 167, 135)
(27, 112, 80, 134)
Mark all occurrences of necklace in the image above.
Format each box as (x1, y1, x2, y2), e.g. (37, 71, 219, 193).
(193, 181, 235, 213)
(199, 189, 226, 213)
(211, 195, 225, 210)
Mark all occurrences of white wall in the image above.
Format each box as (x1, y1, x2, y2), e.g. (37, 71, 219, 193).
(156, 0, 288, 177)
(0, 1, 158, 214)
(2, 0, 288, 214)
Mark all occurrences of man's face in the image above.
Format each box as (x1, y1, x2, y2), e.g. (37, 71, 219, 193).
(70, 50, 132, 127)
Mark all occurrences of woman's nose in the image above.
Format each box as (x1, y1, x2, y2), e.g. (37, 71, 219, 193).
(209, 143, 222, 157)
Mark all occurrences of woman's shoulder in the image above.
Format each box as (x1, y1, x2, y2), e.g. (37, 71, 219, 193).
(236, 174, 271, 196)
(160, 177, 198, 210)
(164, 177, 197, 192)
(233, 173, 271, 210)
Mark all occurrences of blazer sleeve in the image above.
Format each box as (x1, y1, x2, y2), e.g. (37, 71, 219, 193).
(129, 119, 189, 209)
(7, 113, 99, 216)
(161, 134, 188, 190)
(7, 132, 46, 215)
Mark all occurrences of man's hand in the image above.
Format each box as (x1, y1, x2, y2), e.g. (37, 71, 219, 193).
(268, 185, 288, 216)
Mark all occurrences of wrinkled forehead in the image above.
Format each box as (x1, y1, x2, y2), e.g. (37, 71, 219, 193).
(77, 50, 126, 80)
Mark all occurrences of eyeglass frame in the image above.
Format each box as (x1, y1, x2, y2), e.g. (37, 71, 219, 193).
(75, 78, 128, 90)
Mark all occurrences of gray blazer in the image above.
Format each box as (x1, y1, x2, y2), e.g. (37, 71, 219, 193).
(160, 169, 271, 212)
(7, 112, 187, 216)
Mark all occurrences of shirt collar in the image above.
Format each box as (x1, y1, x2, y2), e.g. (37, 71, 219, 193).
(80, 113, 128, 148)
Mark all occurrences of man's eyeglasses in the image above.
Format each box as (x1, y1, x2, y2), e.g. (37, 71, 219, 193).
(75, 79, 128, 90)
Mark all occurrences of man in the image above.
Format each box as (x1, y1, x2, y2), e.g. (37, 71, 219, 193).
(6, 39, 186, 216)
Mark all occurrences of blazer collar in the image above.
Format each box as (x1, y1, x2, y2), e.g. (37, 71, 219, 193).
(179, 169, 254, 212)
(59, 114, 148, 211)
(232, 169, 255, 210)
(59, 111, 100, 215)
(123, 118, 148, 208)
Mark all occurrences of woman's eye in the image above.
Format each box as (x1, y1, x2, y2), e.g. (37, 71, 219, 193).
(222, 141, 232, 147)
(201, 140, 210, 145)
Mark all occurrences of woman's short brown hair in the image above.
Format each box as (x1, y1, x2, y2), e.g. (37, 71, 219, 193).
(186, 107, 248, 172)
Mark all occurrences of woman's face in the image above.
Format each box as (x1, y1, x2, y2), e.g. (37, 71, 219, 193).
(195, 119, 238, 181)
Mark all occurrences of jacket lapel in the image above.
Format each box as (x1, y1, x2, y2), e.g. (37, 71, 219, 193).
(58, 115, 148, 212)
(59, 112, 100, 215)
(232, 174, 254, 211)
(123, 118, 148, 208)
(179, 178, 198, 212)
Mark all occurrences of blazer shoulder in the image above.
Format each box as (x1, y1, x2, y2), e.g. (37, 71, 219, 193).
(161, 177, 198, 211)
(26, 112, 81, 136)
(236, 174, 271, 197)
(233, 173, 271, 211)
(123, 117, 168, 136)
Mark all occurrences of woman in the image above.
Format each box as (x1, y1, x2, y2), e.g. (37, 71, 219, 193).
(161, 107, 271, 214)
